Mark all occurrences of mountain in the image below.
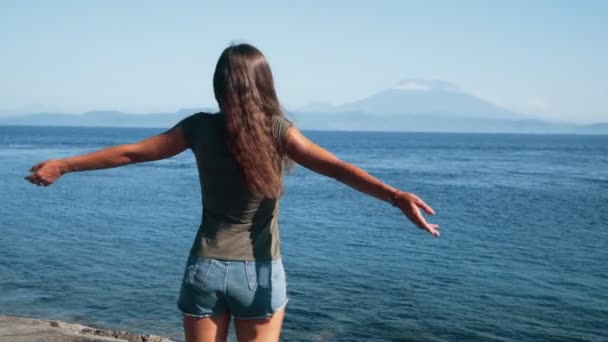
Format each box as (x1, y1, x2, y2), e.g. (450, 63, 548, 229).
(300, 79, 523, 120)
(290, 79, 607, 133)
(1, 80, 606, 133)
(288, 111, 607, 134)
(0, 108, 216, 128)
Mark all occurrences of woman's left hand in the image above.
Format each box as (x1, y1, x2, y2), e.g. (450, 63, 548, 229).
(394, 191, 440, 237)
(25, 159, 67, 186)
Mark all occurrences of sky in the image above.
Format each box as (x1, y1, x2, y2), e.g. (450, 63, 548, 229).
(0, 1, 606, 123)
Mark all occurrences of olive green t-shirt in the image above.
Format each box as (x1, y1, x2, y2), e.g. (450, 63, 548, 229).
(177, 112, 293, 261)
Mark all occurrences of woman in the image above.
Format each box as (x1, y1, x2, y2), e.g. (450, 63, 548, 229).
(25, 43, 439, 342)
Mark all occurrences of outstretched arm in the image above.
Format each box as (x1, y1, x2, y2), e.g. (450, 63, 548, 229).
(25, 125, 189, 186)
(284, 126, 440, 237)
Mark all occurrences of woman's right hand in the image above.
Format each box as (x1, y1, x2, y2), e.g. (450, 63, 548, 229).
(24, 123, 189, 188)
(393, 191, 440, 237)
(25, 159, 67, 186)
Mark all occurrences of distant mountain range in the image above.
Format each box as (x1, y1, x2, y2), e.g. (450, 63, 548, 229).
(1, 79, 606, 134)
(0, 108, 215, 128)
(298, 80, 522, 120)
(291, 79, 607, 134)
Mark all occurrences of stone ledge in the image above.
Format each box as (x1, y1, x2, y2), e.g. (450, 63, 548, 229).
(0, 316, 174, 342)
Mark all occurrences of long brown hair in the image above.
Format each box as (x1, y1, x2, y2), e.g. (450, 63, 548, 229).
(213, 43, 291, 199)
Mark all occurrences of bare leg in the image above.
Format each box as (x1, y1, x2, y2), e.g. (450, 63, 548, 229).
(234, 307, 285, 342)
(183, 312, 231, 342)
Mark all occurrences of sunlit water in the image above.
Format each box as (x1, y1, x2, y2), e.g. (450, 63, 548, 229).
(1, 125, 607, 341)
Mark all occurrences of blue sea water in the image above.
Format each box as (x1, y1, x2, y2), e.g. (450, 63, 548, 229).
(0, 125, 607, 341)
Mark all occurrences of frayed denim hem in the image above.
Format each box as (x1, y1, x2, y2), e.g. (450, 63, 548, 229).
(181, 311, 223, 319)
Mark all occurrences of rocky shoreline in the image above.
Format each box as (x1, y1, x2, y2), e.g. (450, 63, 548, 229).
(0, 316, 174, 342)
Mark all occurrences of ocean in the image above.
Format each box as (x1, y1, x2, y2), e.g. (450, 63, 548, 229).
(1, 125, 607, 341)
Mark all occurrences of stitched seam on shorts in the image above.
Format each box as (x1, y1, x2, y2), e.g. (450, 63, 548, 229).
(224, 260, 230, 294)
(245, 261, 257, 291)
(199, 260, 213, 289)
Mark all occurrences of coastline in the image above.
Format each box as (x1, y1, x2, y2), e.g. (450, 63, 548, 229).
(0, 316, 174, 342)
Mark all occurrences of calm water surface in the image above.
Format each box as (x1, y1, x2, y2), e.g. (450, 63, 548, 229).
(1, 126, 607, 341)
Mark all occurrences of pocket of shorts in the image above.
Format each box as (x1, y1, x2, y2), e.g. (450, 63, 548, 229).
(186, 259, 213, 292)
(245, 261, 272, 291)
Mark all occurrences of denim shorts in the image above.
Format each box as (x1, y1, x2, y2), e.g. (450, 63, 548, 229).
(177, 256, 288, 319)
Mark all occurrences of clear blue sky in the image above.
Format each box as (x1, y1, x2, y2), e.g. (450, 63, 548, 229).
(1, 1, 606, 123)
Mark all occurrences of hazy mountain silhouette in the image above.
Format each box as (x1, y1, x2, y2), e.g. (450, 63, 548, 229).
(0, 108, 216, 128)
(291, 79, 606, 133)
(1, 80, 606, 133)
(340, 80, 522, 119)
(298, 79, 523, 119)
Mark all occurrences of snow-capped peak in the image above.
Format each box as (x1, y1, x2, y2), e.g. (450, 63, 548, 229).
(391, 79, 461, 93)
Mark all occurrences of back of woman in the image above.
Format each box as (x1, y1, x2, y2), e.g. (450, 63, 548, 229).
(179, 112, 293, 261)
(25, 43, 439, 342)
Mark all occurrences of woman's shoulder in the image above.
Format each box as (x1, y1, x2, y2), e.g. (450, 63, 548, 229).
(187, 111, 221, 120)
(271, 115, 294, 148)
(177, 111, 222, 148)
(179, 111, 221, 127)
(272, 114, 292, 125)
